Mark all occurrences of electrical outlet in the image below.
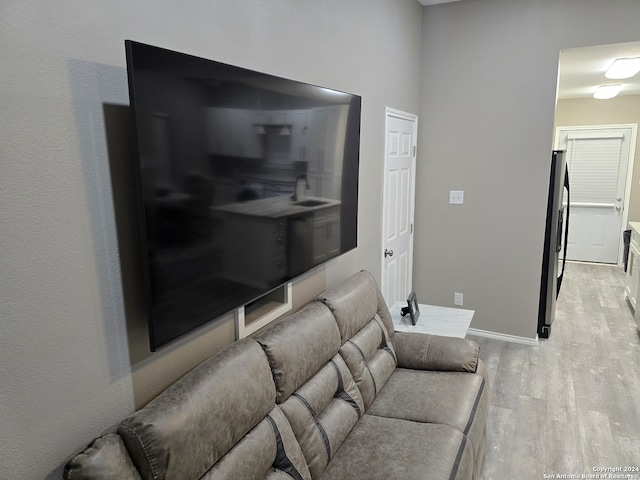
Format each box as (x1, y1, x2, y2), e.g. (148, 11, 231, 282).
(454, 292, 464, 306)
(449, 190, 464, 204)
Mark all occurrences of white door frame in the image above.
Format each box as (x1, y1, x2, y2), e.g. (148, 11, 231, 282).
(381, 107, 418, 304)
(554, 123, 637, 265)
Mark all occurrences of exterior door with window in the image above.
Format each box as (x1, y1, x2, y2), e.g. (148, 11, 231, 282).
(555, 125, 636, 264)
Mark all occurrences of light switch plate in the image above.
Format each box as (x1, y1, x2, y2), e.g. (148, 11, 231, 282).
(449, 190, 464, 204)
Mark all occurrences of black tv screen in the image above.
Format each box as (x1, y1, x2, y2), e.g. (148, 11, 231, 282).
(125, 41, 360, 350)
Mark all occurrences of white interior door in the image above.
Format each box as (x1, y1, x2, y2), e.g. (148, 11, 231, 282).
(381, 108, 417, 305)
(555, 125, 636, 264)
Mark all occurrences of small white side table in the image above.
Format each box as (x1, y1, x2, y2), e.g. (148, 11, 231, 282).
(390, 301, 474, 338)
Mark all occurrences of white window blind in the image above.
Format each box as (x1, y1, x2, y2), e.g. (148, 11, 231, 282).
(566, 132, 624, 140)
(565, 136, 624, 204)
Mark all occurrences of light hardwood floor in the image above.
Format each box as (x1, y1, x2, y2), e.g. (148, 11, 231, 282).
(470, 261, 640, 479)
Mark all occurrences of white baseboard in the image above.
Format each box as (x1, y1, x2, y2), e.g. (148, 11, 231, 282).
(467, 328, 539, 346)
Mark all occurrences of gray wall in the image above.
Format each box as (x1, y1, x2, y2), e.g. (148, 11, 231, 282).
(416, 0, 640, 339)
(0, 1, 422, 478)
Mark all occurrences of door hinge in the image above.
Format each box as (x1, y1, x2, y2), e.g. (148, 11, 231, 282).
(411, 223, 414, 234)
(413, 145, 417, 157)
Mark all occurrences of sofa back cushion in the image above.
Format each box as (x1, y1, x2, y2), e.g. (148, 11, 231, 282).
(317, 270, 395, 343)
(318, 270, 397, 410)
(257, 302, 341, 403)
(257, 302, 365, 479)
(117, 338, 282, 480)
(201, 406, 311, 480)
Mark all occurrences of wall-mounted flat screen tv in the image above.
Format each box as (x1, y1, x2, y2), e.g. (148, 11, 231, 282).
(125, 41, 361, 350)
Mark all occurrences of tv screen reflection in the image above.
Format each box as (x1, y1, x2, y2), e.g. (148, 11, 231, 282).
(126, 41, 360, 349)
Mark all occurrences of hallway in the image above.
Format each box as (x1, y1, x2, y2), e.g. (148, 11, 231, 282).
(471, 262, 640, 479)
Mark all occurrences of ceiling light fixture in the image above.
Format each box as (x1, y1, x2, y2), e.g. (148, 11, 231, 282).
(593, 84, 623, 100)
(605, 57, 640, 79)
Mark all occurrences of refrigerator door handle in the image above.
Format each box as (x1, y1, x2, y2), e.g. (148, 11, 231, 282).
(556, 208, 564, 253)
(556, 164, 570, 298)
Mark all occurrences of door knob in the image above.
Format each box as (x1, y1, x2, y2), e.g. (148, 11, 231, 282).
(615, 205, 622, 212)
(616, 197, 623, 202)
(384, 249, 394, 258)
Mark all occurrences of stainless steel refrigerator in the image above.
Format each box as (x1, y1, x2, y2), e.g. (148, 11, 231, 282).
(538, 150, 570, 338)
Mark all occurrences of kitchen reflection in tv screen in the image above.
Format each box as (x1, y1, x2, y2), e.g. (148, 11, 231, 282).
(125, 40, 361, 350)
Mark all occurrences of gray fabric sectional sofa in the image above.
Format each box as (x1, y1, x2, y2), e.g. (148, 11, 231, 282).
(64, 270, 489, 480)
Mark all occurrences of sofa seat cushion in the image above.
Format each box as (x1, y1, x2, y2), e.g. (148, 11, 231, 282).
(319, 414, 473, 480)
(366, 368, 488, 461)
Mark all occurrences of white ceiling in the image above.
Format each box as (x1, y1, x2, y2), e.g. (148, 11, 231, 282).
(558, 41, 640, 99)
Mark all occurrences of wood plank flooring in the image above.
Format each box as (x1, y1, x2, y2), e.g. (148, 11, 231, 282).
(469, 262, 640, 479)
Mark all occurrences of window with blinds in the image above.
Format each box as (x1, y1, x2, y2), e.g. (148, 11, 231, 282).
(564, 133, 624, 205)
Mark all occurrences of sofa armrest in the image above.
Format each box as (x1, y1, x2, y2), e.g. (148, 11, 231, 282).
(392, 331, 479, 373)
(64, 434, 142, 480)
